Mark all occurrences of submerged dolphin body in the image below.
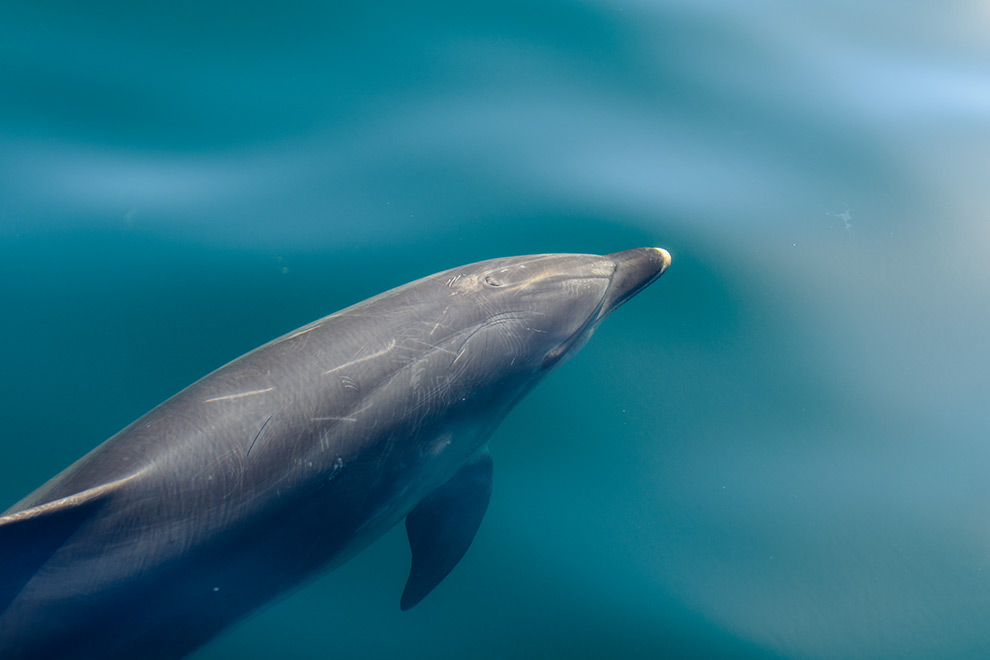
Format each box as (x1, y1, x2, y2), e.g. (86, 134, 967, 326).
(0, 248, 670, 659)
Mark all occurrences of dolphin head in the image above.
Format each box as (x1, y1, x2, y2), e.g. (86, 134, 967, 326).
(431, 247, 671, 399)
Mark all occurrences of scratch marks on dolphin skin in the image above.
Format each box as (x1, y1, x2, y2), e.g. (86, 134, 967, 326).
(205, 387, 275, 403)
(324, 340, 396, 375)
(427, 321, 448, 336)
(270, 321, 327, 348)
(289, 325, 320, 338)
(407, 338, 457, 356)
(450, 311, 528, 366)
(427, 306, 450, 336)
(246, 415, 274, 458)
(284, 325, 321, 342)
(311, 402, 373, 425)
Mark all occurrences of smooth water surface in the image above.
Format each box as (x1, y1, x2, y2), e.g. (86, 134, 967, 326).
(2, 1, 990, 658)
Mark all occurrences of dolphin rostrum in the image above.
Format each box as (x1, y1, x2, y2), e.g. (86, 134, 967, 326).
(0, 248, 671, 659)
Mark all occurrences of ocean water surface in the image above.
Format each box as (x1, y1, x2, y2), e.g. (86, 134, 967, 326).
(2, 1, 990, 658)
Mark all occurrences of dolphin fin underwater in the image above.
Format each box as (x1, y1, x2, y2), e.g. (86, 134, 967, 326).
(402, 449, 493, 611)
(0, 248, 670, 659)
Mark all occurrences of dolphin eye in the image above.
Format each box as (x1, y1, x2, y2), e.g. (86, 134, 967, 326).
(484, 275, 503, 287)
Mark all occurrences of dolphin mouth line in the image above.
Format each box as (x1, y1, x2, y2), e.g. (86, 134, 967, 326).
(541, 284, 612, 370)
(597, 247, 671, 319)
(548, 248, 670, 362)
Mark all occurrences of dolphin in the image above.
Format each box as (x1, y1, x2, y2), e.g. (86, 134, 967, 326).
(0, 247, 670, 659)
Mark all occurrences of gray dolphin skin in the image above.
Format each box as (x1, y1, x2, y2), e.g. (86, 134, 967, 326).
(0, 247, 670, 659)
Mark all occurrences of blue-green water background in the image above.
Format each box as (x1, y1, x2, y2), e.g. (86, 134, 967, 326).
(2, 2, 990, 658)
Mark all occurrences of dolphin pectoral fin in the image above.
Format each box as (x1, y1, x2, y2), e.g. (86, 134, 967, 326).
(0, 481, 118, 614)
(401, 450, 493, 611)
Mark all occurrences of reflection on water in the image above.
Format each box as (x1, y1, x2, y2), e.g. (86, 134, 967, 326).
(2, 1, 989, 658)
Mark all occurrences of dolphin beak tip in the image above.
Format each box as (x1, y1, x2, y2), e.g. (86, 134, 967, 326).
(598, 246, 672, 315)
(651, 247, 672, 274)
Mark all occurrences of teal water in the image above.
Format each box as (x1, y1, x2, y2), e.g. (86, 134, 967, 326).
(2, 2, 990, 659)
